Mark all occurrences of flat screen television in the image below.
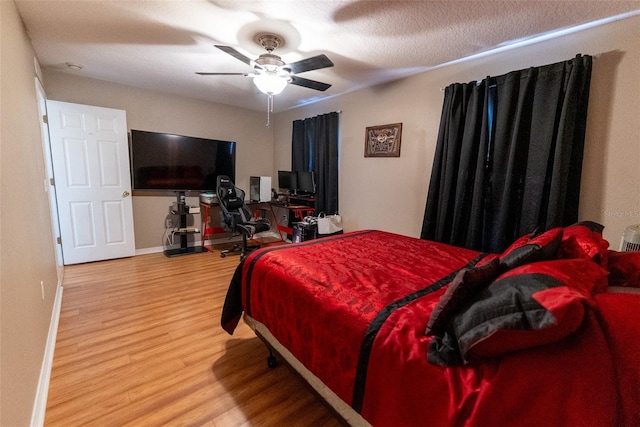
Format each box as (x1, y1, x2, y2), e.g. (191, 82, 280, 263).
(130, 130, 236, 193)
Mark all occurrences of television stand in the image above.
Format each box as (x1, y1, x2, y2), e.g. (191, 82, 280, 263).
(164, 191, 207, 257)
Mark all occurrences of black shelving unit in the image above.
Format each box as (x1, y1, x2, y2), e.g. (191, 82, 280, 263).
(164, 191, 207, 257)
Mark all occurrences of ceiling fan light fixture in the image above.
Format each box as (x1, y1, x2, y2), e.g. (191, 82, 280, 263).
(199, 33, 333, 126)
(253, 73, 288, 95)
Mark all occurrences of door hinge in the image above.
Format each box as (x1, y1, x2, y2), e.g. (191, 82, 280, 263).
(50, 177, 55, 186)
(56, 236, 62, 245)
(42, 114, 48, 124)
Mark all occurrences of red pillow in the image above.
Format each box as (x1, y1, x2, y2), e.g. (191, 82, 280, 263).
(499, 227, 563, 272)
(455, 259, 607, 361)
(608, 251, 640, 288)
(559, 222, 610, 268)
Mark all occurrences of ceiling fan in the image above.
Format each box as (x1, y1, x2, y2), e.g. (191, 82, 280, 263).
(196, 34, 334, 95)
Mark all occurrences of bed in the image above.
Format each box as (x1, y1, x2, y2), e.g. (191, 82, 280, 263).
(221, 223, 640, 426)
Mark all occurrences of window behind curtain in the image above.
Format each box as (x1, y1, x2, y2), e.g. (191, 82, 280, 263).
(291, 112, 340, 214)
(421, 55, 592, 253)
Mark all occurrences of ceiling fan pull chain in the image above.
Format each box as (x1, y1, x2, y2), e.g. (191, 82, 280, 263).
(266, 93, 274, 127)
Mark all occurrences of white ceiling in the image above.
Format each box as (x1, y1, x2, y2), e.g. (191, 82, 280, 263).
(15, 1, 640, 112)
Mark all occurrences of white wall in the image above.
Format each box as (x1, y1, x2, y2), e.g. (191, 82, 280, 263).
(273, 14, 640, 247)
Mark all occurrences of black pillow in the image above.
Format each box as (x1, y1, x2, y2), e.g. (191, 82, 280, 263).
(499, 227, 563, 272)
(425, 257, 500, 337)
(427, 258, 607, 366)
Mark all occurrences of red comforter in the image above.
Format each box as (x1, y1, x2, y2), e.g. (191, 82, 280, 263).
(221, 229, 640, 427)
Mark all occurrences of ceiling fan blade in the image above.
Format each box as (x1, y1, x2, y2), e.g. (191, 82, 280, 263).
(215, 45, 254, 67)
(196, 72, 251, 76)
(289, 75, 332, 92)
(285, 54, 334, 74)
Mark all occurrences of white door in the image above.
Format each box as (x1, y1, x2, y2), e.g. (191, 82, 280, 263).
(47, 100, 135, 265)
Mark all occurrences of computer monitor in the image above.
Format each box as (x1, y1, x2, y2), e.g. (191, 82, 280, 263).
(296, 171, 315, 195)
(277, 170, 297, 193)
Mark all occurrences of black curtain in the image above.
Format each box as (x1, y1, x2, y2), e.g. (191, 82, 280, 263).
(291, 112, 340, 214)
(421, 55, 592, 253)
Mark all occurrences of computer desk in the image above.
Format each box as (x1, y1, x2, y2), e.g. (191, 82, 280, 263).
(269, 194, 316, 240)
(200, 199, 308, 247)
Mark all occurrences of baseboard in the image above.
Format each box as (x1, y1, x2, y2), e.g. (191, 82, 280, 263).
(135, 236, 247, 256)
(135, 240, 206, 256)
(30, 280, 64, 427)
(135, 246, 166, 255)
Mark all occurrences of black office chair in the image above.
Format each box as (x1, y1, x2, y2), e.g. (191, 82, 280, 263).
(216, 175, 271, 260)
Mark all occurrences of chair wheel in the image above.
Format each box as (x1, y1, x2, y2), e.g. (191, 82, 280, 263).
(267, 355, 277, 368)
(220, 253, 226, 258)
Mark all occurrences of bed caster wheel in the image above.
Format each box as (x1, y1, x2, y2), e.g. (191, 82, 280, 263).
(267, 355, 277, 368)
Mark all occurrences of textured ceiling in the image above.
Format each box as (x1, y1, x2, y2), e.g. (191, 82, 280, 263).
(15, 0, 640, 112)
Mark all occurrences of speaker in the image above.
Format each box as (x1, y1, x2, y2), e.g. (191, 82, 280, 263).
(249, 176, 272, 202)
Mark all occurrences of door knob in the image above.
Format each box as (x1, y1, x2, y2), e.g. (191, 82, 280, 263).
(122, 191, 130, 198)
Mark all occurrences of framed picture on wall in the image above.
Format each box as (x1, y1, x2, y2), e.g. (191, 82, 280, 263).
(364, 123, 402, 157)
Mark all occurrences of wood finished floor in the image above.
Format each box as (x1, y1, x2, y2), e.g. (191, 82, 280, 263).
(45, 248, 342, 426)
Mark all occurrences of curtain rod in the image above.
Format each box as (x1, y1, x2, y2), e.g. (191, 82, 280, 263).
(440, 80, 481, 91)
(440, 81, 496, 91)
